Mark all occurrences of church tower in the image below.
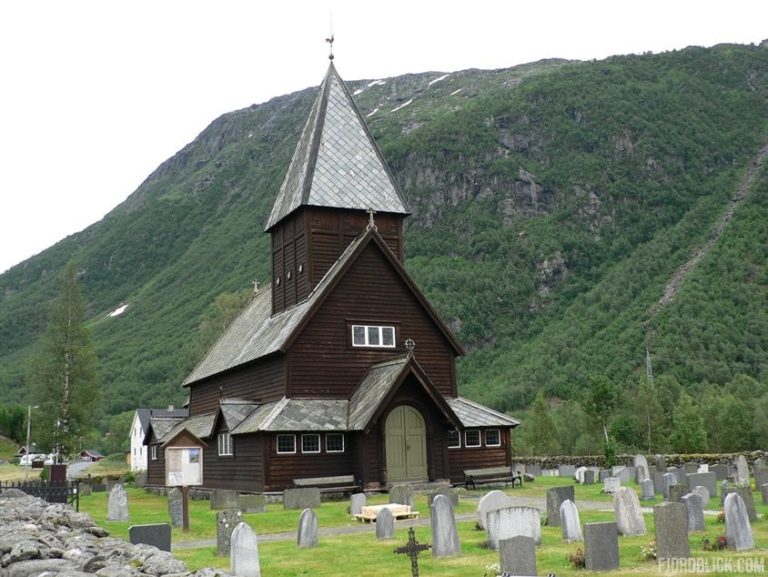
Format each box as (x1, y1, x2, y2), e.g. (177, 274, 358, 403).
(265, 63, 410, 314)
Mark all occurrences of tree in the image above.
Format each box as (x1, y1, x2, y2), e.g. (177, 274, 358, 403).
(634, 375, 666, 453)
(582, 374, 620, 443)
(670, 392, 707, 453)
(30, 261, 100, 458)
(523, 392, 559, 455)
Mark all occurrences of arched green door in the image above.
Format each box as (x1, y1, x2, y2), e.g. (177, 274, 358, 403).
(385, 405, 428, 482)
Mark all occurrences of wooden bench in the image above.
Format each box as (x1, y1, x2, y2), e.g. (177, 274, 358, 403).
(463, 466, 522, 490)
(292, 475, 361, 495)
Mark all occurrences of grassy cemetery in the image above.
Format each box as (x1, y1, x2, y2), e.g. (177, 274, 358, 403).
(77, 473, 767, 577)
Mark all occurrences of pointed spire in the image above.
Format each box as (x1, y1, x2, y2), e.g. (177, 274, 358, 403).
(265, 63, 409, 231)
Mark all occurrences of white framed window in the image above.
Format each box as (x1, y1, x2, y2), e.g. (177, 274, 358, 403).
(465, 429, 481, 448)
(301, 434, 321, 454)
(485, 429, 501, 447)
(276, 434, 296, 454)
(326, 433, 345, 453)
(447, 429, 461, 448)
(351, 325, 396, 348)
(218, 432, 233, 456)
(150, 445, 158, 460)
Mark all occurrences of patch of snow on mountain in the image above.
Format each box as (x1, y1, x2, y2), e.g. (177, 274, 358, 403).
(450, 89, 463, 96)
(109, 304, 128, 317)
(366, 107, 379, 118)
(368, 79, 386, 88)
(428, 74, 450, 86)
(353, 87, 365, 96)
(391, 99, 413, 113)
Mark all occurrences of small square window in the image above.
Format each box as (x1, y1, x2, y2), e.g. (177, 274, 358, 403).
(302, 434, 320, 453)
(277, 434, 296, 454)
(485, 429, 501, 447)
(465, 430, 481, 448)
(447, 429, 461, 449)
(353, 326, 366, 346)
(326, 433, 344, 453)
(382, 327, 395, 346)
(367, 326, 380, 346)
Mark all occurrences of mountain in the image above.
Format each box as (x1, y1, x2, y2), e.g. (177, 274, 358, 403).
(1, 43, 767, 427)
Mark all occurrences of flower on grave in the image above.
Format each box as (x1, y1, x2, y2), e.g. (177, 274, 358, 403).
(639, 540, 657, 561)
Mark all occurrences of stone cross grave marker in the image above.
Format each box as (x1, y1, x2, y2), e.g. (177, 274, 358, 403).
(430, 494, 460, 557)
(297, 508, 318, 549)
(394, 527, 431, 577)
(107, 484, 129, 521)
(230, 522, 260, 577)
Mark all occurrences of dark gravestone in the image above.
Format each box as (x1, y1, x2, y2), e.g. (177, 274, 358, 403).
(211, 489, 239, 510)
(686, 472, 717, 497)
(736, 486, 757, 522)
(376, 506, 395, 539)
(526, 464, 541, 477)
(168, 487, 184, 528)
(283, 487, 321, 510)
(389, 484, 415, 508)
(239, 494, 267, 513)
(710, 463, 728, 481)
(583, 469, 596, 484)
(584, 522, 619, 571)
(217, 510, 243, 556)
(653, 471, 665, 495)
(598, 469, 610, 482)
(129, 523, 172, 552)
(428, 486, 459, 508)
(499, 535, 537, 576)
(654, 502, 690, 559)
(668, 484, 687, 503)
(761, 483, 768, 506)
(546, 486, 575, 527)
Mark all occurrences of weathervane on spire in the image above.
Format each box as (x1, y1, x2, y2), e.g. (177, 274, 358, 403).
(325, 34, 334, 60)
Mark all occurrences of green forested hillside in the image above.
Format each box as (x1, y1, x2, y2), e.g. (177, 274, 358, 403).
(0, 44, 766, 446)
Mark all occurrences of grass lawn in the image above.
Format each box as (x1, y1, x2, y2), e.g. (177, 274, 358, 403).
(76, 477, 767, 577)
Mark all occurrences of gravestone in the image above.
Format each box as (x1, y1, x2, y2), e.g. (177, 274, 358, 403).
(668, 484, 687, 503)
(546, 486, 575, 527)
(603, 476, 621, 494)
(761, 483, 768, 505)
(230, 522, 260, 577)
(283, 487, 320, 510)
(633, 454, 650, 480)
(710, 463, 728, 481)
(617, 466, 635, 484)
(486, 506, 541, 550)
(575, 466, 588, 483)
(598, 469, 610, 482)
(428, 486, 459, 508)
(350, 492, 366, 516)
(753, 468, 768, 492)
(297, 508, 318, 549)
(239, 494, 267, 514)
(684, 461, 699, 474)
(128, 523, 171, 552)
(477, 490, 513, 530)
(430, 494, 460, 557)
(736, 486, 757, 522)
(654, 455, 667, 472)
(640, 478, 655, 501)
(376, 506, 395, 539)
(724, 492, 754, 551)
(211, 489, 239, 510)
(217, 510, 244, 556)
(107, 484, 129, 521)
(662, 472, 676, 498)
(654, 502, 690, 559)
(613, 487, 646, 536)
(681, 493, 705, 532)
(697, 464, 709, 473)
(168, 487, 184, 528)
(499, 536, 537, 576)
(560, 499, 582, 542)
(389, 484, 414, 508)
(106, 479, 124, 493)
(526, 464, 541, 477)
(635, 465, 646, 484)
(734, 455, 750, 486)
(584, 522, 619, 571)
(558, 464, 576, 477)
(79, 483, 92, 496)
(685, 472, 717, 497)
(583, 469, 596, 484)
(653, 471, 665, 495)
(692, 485, 711, 508)
(395, 527, 430, 575)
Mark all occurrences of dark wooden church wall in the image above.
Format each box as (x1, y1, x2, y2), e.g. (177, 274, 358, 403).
(447, 429, 511, 482)
(147, 447, 166, 486)
(272, 211, 308, 313)
(263, 434, 358, 491)
(188, 356, 286, 414)
(202, 433, 265, 491)
(288, 243, 456, 398)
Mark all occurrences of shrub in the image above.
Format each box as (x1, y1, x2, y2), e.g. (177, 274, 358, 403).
(701, 535, 728, 551)
(566, 548, 586, 568)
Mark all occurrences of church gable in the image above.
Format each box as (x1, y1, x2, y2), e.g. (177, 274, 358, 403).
(286, 232, 460, 399)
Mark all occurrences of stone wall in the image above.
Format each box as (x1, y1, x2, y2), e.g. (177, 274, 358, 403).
(512, 450, 768, 470)
(0, 489, 229, 577)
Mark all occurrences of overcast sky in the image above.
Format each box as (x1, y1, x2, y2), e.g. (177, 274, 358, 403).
(1, 1, 766, 274)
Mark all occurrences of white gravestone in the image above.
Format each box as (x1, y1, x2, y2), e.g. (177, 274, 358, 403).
(560, 499, 582, 542)
(230, 522, 260, 577)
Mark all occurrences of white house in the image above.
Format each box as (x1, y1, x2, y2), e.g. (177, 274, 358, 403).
(130, 406, 188, 471)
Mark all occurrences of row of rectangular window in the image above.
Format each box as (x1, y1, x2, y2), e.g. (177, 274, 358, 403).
(277, 433, 344, 454)
(448, 429, 500, 448)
